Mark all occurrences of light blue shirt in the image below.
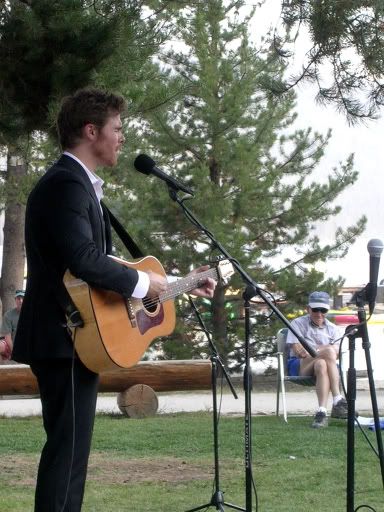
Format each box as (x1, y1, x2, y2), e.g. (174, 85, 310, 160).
(286, 315, 341, 357)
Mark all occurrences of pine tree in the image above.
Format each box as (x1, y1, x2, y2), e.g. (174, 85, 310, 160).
(277, 0, 384, 122)
(0, 0, 163, 312)
(113, 1, 366, 367)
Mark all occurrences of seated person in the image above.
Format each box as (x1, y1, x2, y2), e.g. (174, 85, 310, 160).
(286, 291, 348, 428)
(0, 289, 24, 362)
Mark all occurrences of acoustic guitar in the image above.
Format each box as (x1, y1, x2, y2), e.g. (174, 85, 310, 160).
(64, 255, 234, 373)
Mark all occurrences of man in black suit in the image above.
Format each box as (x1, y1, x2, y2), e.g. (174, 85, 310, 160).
(12, 88, 216, 512)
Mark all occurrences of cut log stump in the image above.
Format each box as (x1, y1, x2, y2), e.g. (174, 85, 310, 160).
(117, 384, 158, 418)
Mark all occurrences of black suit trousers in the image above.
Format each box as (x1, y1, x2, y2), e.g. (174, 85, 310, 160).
(30, 358, 99, 512)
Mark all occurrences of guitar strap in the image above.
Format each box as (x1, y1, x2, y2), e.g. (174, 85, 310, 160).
(52, 274, 85, 328)
(100, 201, 145, 258)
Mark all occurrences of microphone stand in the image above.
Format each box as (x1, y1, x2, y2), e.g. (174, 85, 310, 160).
(185, 297, 245, 512)
(345, 289, 384, 512)
(166, 189, 317, 358)
(166, 186, 317, 512)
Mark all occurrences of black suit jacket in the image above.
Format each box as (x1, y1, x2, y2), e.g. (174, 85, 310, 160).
(13, 155, 139, 363)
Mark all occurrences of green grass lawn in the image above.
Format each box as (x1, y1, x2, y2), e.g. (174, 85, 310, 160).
(0, 412, 382, 511)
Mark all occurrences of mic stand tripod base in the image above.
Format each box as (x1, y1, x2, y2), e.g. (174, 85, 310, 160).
(186, 491, 243, 512)
(184, 355, 245, 512)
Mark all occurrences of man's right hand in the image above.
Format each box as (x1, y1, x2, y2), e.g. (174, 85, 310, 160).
(146, 271, 168, 298)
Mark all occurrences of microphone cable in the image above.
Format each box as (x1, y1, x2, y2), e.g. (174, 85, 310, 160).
(59, 327, 77, 512)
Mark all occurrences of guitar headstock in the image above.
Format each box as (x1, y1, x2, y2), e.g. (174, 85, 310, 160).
(216, 259, 235, 285)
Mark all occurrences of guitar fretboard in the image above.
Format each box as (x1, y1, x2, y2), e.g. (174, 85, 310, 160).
(159, 268, 218, 302)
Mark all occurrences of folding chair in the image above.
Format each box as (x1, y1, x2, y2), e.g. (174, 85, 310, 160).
(275, 328, 315, 422)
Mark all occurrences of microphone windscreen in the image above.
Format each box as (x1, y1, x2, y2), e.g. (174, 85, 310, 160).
(134, 154, 155, 175)
(367, 239, 384, 258)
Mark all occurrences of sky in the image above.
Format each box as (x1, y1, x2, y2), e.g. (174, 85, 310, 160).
(252, 1, 384, 287)
(295, 89, 384, 287)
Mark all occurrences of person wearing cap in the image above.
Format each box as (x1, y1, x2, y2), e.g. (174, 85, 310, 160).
(0, 289, 25, 362)
(286, 291, 348, 428)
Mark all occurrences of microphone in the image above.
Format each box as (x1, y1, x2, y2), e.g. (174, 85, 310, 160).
(366, 238, 384, 314)
(134, 154, 194, 196)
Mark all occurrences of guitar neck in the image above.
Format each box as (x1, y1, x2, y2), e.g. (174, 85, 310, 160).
(159, 268, 218, 302)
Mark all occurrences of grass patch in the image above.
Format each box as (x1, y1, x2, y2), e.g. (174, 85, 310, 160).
(0, 412, 382, 511)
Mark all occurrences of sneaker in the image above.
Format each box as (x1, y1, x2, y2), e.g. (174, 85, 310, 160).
(312, 411, 328, 428)
(331, 398, 348, 419)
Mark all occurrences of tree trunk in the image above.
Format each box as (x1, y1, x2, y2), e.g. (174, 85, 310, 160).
(0, 149, 26, 316)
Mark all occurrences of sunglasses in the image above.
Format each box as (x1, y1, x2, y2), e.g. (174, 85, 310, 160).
(311, 307, 328, 314)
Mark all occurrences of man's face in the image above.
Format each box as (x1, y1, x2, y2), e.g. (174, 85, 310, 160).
(91, 113, 125, 167)
(307, 305, 328, 326)
(15, 296, 23, 311)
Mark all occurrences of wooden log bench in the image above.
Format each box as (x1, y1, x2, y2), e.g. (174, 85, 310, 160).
(0, 360, 212, 417)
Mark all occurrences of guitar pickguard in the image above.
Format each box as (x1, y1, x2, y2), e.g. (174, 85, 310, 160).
(136, 305, 165, 335)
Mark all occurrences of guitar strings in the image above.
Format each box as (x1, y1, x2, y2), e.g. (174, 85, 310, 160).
(138, 269, 216, 310)
(142, 296, 160, 308)
(141, 278, 209, 308)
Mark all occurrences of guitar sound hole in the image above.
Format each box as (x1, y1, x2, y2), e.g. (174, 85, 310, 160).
(142, 297, 158, 314)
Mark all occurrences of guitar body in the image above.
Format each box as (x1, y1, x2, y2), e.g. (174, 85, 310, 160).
(64, 256, 176, 373)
